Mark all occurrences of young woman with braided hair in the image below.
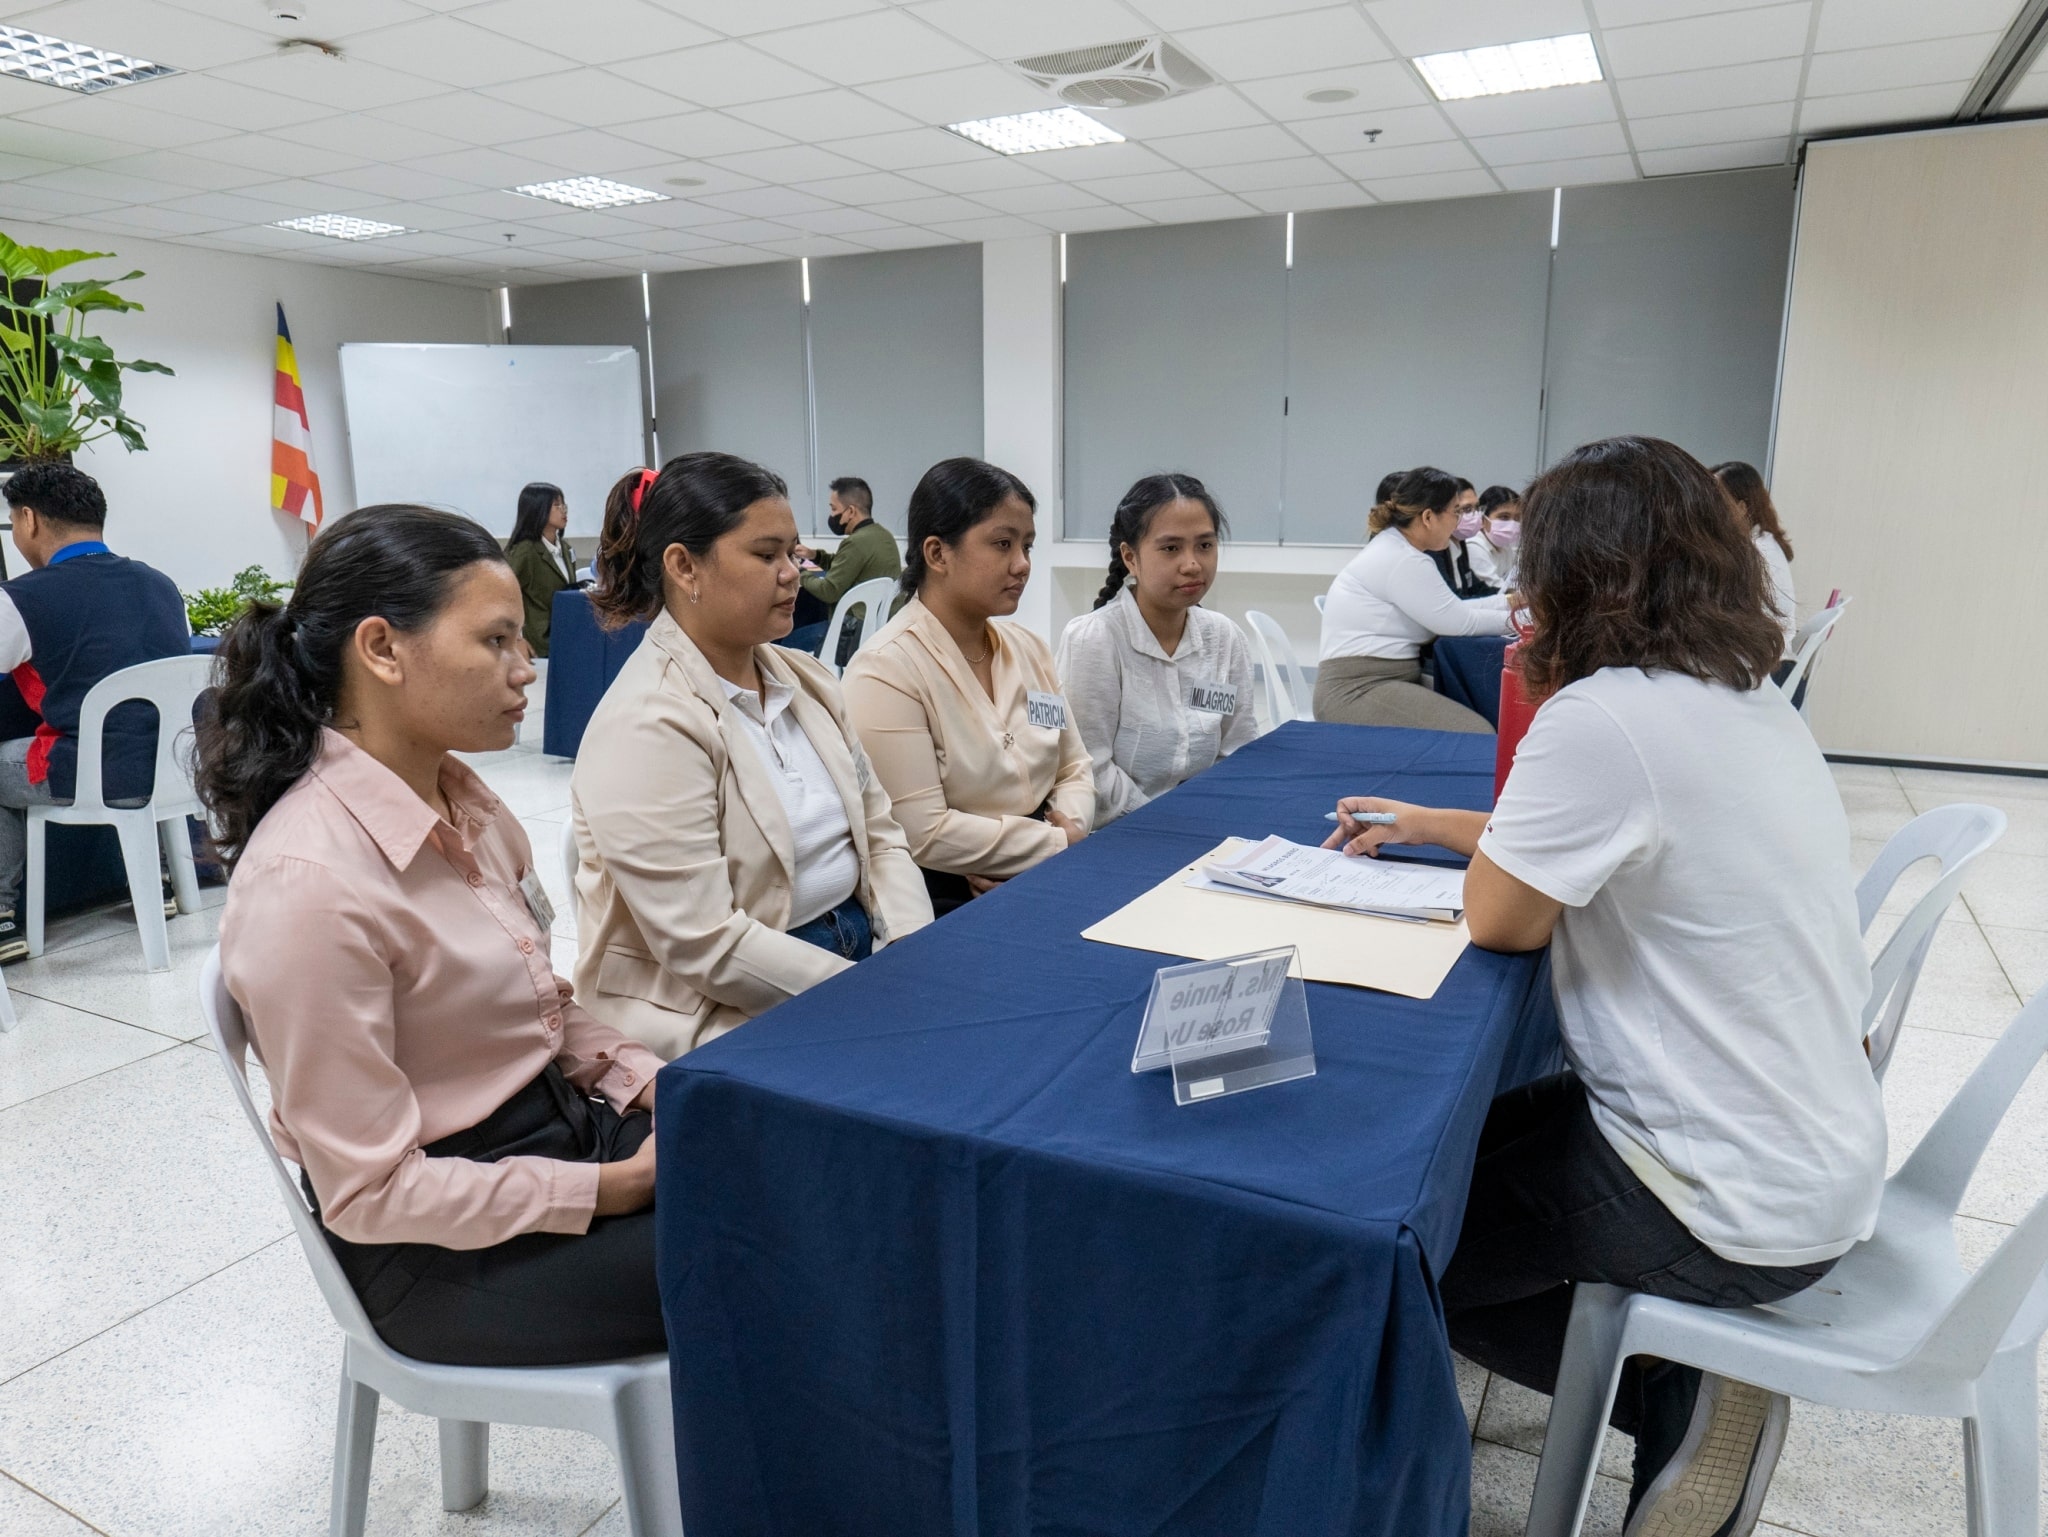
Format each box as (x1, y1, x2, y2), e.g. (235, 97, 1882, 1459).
(1054, 473, 1256, 825)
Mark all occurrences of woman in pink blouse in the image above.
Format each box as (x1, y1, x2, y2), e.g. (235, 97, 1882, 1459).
(198, 504, 669, 1367)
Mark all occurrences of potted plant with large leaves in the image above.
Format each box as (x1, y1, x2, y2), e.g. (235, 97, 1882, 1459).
(0, 229, 173, 468)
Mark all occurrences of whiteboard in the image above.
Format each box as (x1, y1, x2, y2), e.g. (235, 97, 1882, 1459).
(339, 344, 645, 540)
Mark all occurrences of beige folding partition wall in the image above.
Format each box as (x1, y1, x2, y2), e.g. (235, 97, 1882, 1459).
(1772, 121, 2048, 766)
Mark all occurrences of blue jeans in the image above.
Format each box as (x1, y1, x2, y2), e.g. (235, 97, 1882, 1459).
(776, 620, 830, 657)
(786, 895, 872, 961)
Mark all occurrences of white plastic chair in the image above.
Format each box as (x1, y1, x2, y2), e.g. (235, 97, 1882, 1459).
(1857, 803, 2006, 1078)
(26, 654, 212, 971)
(0, 972, 16, 1033)
(1313, 593, 1326, 614)
(1525, 981, 2048, 1537)
(819, 576, 898, 677)
(197, 949, 682, 1537)
(560, 817, 580, 943)
(1244, 610, 1313, 727)
(1779, 596, 1850, 718)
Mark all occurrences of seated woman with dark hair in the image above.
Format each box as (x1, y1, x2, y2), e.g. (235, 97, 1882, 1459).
(1465, 483, 1522, 592)
(1324, 437, 1883, 1535)
(1713, 460, 1797, 647)
(504, 480, 577, 656)
(203, 504, 668, 1368)
(842, 458, 1093, 916)
(568, 456, 932, 1059)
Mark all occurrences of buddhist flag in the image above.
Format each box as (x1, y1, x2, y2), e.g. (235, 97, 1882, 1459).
(271, 303, 323, 530)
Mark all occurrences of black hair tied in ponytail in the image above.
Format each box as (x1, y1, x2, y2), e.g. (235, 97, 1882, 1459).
(1093, 472, 1227, 610)
(195, 503, 506, 870)
(590, 451, 788, 630)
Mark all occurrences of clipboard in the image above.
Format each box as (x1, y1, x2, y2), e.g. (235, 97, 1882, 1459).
(1082, 838, 1470, 1000)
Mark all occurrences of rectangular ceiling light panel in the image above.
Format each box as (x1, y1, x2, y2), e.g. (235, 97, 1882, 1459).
(0, 23, 177, 93)
(1414, 32, 1602, 101)
(274, 214, 410, 241)
(946, 107, 1125, 156)
(510, 176, 669, 210)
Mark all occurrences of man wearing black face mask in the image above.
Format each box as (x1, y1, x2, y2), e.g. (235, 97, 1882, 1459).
(783, 476, 903, 663)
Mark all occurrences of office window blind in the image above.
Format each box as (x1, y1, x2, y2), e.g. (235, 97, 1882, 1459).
(1541, 167, 1796, 470)
(647, 262, 813, 524)
(1284, 194, 1553, 545)
(809, 245, 983, 535)
(1063, 217, 1287, 541)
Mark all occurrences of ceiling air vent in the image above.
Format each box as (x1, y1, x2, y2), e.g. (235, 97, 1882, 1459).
(1013, 37, 1215, 109)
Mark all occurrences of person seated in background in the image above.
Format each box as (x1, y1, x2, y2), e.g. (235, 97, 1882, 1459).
(785, 475, 902, 666)
(570, 455, 930, 1059)
(1465, 484, 1523, 592)
(1429, 475, 1490, 598)
(1314, 465, 1516, 733)
(1325, 436, 1882, 1536)
(504, 480, 579, 658)
(842, 458, 1093, 917)
(203, 504, 669, 1368)
(1713, 461, 1797, 648)
(0, 464, 189, 964)
(1055, 473, 1256, 825)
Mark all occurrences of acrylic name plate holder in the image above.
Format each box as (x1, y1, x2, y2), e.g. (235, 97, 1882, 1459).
(1130, 946, 1315, 1106)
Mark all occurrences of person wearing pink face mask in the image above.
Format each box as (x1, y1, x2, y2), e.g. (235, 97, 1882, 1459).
(1468, 484, 1523, 592)
(1430, 476, 1492, 598)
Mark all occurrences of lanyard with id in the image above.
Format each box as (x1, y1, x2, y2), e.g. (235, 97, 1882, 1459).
(517, 868, 556, 933)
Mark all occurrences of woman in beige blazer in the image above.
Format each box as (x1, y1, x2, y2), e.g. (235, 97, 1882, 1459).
(570, 455, 932, 1058)
(842, 458, 1094, 917)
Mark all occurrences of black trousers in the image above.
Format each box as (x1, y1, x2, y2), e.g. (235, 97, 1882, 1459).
(1440, 1073, 1833, 1491)
(311, 1064, 665, 1368)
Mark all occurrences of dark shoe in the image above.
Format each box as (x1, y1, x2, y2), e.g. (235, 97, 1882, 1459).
(161, 871, 180, 919)
(0, 909, 27, 965)
(1624, 1374, 1788, 1537)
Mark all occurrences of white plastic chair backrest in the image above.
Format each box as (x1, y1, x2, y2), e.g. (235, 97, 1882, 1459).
(822, 577, 898, 676)
(1890, 983, 2048, 1374)
(560, 817, 579, 942)
(1778, 596, 1850, 703)
(1313, 593, 1326, 614)
(69, 653, 215, 815)
(1244, 610, 1311, 724)
(1856, 803, 2006, 1076)
(199, 946, 385, 1352)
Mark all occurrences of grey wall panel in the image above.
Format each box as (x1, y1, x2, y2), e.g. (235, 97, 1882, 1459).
(809, 245, 983, 536)
(508, 275, 652, 463)
(1542, 168, 1796, 471)
(648, 262, 813, 524)
(1283, 193, 1553, 545)
(1063, 216, 1287, 541)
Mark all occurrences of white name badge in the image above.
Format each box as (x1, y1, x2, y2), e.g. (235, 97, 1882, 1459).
(1186, 680, 1238, 717)
(517, 869, 556, 934)
(1131, 948, 1292, 1073)
(1026, 690, 1068, 731)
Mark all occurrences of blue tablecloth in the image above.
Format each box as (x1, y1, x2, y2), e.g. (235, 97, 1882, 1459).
(653, 723, 1559, 1536)
(1433, 635, 1509, 729)
(542, 589, 647, 758)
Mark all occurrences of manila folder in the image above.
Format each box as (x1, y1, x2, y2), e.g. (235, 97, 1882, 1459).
(1082, 838, 1470, 999)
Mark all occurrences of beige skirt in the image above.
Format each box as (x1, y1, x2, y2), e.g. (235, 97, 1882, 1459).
(1311, 654, 1493, 734)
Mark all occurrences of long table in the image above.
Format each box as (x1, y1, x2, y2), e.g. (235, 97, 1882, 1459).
(1432, 634, 1510, 729)
(541, 589, 647, 758)
(652, 723, 1559, 1536)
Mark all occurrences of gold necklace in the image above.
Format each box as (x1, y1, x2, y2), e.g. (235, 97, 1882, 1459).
(964, 630, 991, 666)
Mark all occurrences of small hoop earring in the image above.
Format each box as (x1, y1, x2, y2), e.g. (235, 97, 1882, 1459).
(689, 587, 701, 605)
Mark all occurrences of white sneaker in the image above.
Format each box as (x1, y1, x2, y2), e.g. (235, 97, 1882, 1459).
(1624, 1374, 1788, 1537)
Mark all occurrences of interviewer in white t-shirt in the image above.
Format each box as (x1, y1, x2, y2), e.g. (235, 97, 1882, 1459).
(1323, 435, 1883, 1536)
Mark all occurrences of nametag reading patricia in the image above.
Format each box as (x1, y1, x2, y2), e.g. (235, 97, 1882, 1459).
(518, 869, 556, 934)
(1186, 680, 1238, 716)
(1026, 690, 1068, 731)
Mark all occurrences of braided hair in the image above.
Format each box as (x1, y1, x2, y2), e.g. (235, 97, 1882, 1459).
(1093, 472, 1227, 609)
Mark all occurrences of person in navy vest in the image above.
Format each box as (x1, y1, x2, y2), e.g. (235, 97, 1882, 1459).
(0, 464, 190, 962)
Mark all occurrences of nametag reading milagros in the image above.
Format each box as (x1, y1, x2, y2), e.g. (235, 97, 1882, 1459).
(1186, 680, 1238, 716)
(518, 869, 556, 934)
(1026, 690, 1068, 731)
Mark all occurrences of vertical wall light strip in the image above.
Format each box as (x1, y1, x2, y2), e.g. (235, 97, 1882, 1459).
(1285, 210, 1294, 269)
(639, 271, 660, 464)
(1059, 230, 1067, 284)
(800, 256, 812, 305)
(800, 257, 821, 531)
(1536, 189, 1564, 468)
(1550, 187, 1562, 249)
(498, 285, 511, 337)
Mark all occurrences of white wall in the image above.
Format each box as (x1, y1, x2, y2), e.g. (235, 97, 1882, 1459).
(3, 217, 493, 592)
(982, 235, 1063, 642)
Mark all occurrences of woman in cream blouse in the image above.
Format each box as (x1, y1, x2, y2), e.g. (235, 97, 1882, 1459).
(842, 458, 1094, 916)
(571, 455, 932, 1058)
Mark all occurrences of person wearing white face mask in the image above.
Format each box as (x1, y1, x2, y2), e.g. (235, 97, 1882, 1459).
(1467, 485, 1523, 593)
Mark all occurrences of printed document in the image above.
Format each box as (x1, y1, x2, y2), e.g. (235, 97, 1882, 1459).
(1197, 835, 1465, 922)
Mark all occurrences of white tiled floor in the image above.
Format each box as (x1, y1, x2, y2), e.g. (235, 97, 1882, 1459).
(2, 693, 2044, 1534)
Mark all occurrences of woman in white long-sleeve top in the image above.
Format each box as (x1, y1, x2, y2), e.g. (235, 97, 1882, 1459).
(1713, 461, 1797, 648)
(1314, 465, 1517, 732)
(1055, 473, 1258, 825)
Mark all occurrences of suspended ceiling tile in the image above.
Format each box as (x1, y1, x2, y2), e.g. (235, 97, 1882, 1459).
(1324, 137, 1480, 178)
(1044, 200, 1159, 228)
(1591, 0, 1796, 24)
(861, 190, 993, 221)
(1235, 180, 1373, 213)
(1142, 123, 1305, 168)
(477, 68, 697, 128)
(230, 175, 392, 212)
(825, 125, 994, 169)
(8, 0, 277, 69)
(309, 162, 479, 202)
(750, 8, 980, 83)
(694, 184, 839, 216)
(708, 142, 876, 182)
(461, 0, 717, 65)
(123, 73, 338, 132)
(1008, 138, 1174, 178)
(1600, 4, 1812, 76)
(270, 113, 469, 165)
(2003, 52, 2048, 110)
(790, 169, 941, 202)
(1236, 61, 1431, 121)
(187, 131, 368, 177)
(1627, 98, 1794, 149)
(1200, 154, 1346, 192)
(727, 88, 918, 139)
(210, 52, 449, 112)
(857, 62, 1052, 123)
(843, 223, 962, 247)
(13, 163, 174, 202)
(92, 148, 273, 191)
(774, 204, 908, 233)
(341, 16, 568, 89)
(369, 92, 575, 148)
(1804, 34, 2001, 96)
(926, 213, 1056, 240)
(968, 180, 1113, 213)
(1092, 89, 1270, 138)
(903, 155, 1055, 193)
(399, 144, 569, 189)
(1286, 103, 1459, 155)
(0, 119, 142, 164)
(1812, 0, 2024, 52)
(1177, 9, 1395, 82)
(614, 111, 794, 159)
(610, 41, 829, 108)
(503, 129, 679, 175)
(656, 0, 887, 35)
(1069, 166, 1217, 200)
(689, 216, 802, 242)
(1796, 81, 1966, 132)
(1365, 0, 1591, 57)
(1635, 136, 1790, 175)
(9, 96, 233, 150)
(1470, 120, 1631, 165)
(1356, 166, 1502, 200)
(1612, 56, 1802, 117)
(906, 0, 1151, 58)
(1491, 152, 1638, 190)
(1121, 191, 1258, 224)
(1130, 0, 1345, 28)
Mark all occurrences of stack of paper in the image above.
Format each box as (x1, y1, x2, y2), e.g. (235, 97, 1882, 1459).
(1197, 835, 1466, 922)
